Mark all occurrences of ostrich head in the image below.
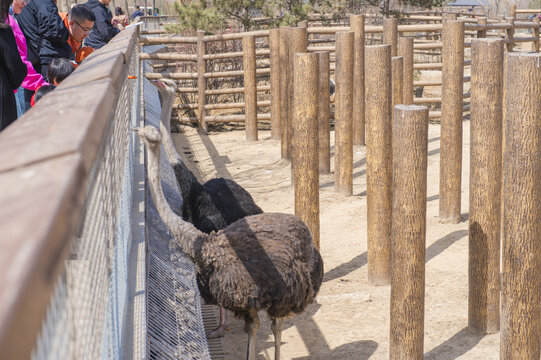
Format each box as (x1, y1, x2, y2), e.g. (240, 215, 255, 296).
(134, 126, 161, 149)
(151, 79, 178, 97)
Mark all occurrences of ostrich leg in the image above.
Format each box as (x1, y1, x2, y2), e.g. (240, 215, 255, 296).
(271, 317, 285, 360)
(244, 310, 260, 360)
(207, 306, 229, 338)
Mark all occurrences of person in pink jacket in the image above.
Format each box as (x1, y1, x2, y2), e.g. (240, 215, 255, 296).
(8, 0, 48, 116)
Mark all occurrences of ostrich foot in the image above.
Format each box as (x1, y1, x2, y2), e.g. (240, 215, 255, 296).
(207, 306, 229, 339)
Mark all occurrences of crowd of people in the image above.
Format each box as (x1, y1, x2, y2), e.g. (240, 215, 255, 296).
(0, 0, 132, 131)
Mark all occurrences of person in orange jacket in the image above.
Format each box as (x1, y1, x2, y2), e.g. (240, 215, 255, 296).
(59, 4, 96, 67)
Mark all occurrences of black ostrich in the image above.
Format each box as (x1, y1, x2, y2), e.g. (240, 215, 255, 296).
(152, 79, 264, 337)
(152, 79, 262, 232)
(136, 125, 324, 360)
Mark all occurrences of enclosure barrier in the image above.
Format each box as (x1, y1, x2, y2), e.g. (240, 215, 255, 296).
(279, 26, 291, 159)
(469, 38, 503, 335)
(334, 31, 354, 196)
(440, 20, 464, 223)
(0, 27, 144, 360)
(287, 27, 308, 161)
(365, 44, 392, 286)
(501, 52, 541, 360)
(351, 14, 366, 146)
(140, 11, 541, 138)
(317, 51, 331, 174)
(293, 53, 320, 249)
(390, 105, 428, 360)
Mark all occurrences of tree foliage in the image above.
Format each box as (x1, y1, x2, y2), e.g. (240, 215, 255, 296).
(170, 0, 444, 33)
(171, 0, 317, 32)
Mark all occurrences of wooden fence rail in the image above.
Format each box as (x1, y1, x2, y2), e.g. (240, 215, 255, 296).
(141, 9, 541, 134)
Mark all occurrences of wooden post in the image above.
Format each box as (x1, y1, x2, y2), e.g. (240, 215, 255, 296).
(317, 52, 331, 174)
(469, 38, 503, 335)
(398, 37, 413, 105)
(124, 0, 130, 20)
(390, 105, 429, 360)
(197, 30, 207, 133)
(532, 17, 539, 52)
(351, 14, 365, 146)
(391, 56, 403, 116)
(505, 18, 515, 52)
(509, 4, 516, 19)
(243, 35, 257, 141)
(334, 31, 354, 195)
(298, 20, 308, 28)
(293, 53, 320, 249)
(497, 15, 505, 39)
(270, 28, 281, 140)
(501, 52, 541, 360)
(279, 26, 291, 159)
(366, 45, 392, 285)
(477, 17, 487, 38)
(442, 12, 457, 24)
(383, 17, 398, 56)
(288, 27, 308, 160)
(440, 21, 464, 223)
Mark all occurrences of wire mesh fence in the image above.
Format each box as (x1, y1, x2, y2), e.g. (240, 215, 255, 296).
(14, 27, 216, 360)
(31, 35, 142, 360)
(142, 58, 212, 359)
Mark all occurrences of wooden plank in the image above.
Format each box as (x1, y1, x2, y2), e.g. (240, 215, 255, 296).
(61, 51, 125, 89)
(0, 153, 86, 360)
(0, 79, 115, 174)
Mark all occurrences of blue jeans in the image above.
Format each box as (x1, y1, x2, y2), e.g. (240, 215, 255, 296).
(15, 87, 26, 117)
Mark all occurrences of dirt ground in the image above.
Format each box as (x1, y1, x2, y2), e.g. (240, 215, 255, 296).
(171, 120, 500, 360)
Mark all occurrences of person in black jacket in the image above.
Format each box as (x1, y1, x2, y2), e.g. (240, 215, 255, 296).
(84, 0, 123, 49)
(14, 0, 71, 79)
(0, 0, 27, 130)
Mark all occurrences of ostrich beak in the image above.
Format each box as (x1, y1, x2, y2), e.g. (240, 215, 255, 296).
(131, 126, 141, 133)
(151, 80, 166, 88)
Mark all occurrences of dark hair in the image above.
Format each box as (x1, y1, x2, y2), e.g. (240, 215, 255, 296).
(135, 5, 140, 9)
(0, 0, 11, 23)
(69, 4, 96, 22)
(115, 7, 124, 16)
(47, 58, 74, 84)
(34, 85, 57, 104)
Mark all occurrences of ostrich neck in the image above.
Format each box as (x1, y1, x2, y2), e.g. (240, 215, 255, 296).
(158, 90, 202, 201)
(145, 141, 207, 260)
(159, 92, 183, 165)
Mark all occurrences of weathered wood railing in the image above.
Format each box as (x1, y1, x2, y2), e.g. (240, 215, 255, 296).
(141, 10, 541, 132)
(0, 27, 143, 360)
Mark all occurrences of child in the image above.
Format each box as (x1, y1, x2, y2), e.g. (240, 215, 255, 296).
(46, 58, 75, 85)
(31, 58, 74, 106)
(31, 85, 56, 106)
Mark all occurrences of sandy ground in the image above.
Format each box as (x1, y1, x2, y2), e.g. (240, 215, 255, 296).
(171, 120, 500, 360)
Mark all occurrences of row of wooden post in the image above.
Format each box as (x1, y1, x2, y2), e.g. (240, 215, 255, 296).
(216, 11, 530, 137)
(285, 16, 541, 358)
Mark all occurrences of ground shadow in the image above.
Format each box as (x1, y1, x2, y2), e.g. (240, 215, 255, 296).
(256, 301, 377, 360)
(424, 327, 485, 360)
(428, 148, 441, 157)
(196, 131, 233, 179)
(429, 136, 441, 144)
(320, 169, 367, 189)
(291, 340, 378, 360)
(426, 229, 468, 263)
(427, 194, 439, 202)
(324, 228, 468, 282)
(324, 252, 367, 282)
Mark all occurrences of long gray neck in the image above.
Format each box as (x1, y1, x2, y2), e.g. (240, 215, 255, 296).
(145, 140, 207, 259)
(159, 90, 183, 166)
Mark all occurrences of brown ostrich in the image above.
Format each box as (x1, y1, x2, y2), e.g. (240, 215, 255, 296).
(136, 125, 323, 360)
(151, 78, 265, 337)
